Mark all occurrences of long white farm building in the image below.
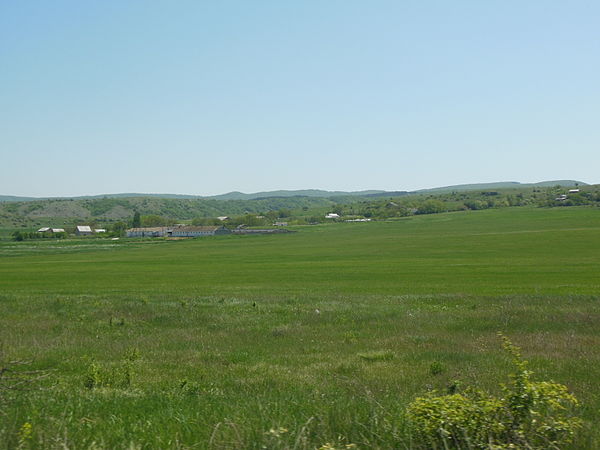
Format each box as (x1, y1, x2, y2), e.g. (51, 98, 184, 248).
(126, 225, 230, 238)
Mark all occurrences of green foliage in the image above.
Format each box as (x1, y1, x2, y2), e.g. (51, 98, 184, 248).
(464, 199, 489, 210)
(428, 361, 445, 376)
(132, 211, 141, 228)
(407, 336, 581, 449)
(140, 214, 172, 227)
(110, 221, 128, 236)
(2, 185, 600, 229)
(191, 216, 221, 226)
(84, 359, 133, 390)
(416, 199, 446, 215)
(357, 350, 395, 362)
(11, 230, 68, 241)
(0, 208, 598, 447)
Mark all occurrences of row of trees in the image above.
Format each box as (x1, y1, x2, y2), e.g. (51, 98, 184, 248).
(12, 231, 67, 241)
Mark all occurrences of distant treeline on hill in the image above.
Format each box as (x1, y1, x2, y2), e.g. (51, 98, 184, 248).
(0, 182, 598, 232)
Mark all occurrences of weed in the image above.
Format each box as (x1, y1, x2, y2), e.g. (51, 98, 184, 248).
(83, 360, 133, 389)
(429, 361, 445, 376)
(178, 379, 202, 396)
(17, 422, 33, 448)
(357, 350, 395, 362)
(407, 335, 581, 448)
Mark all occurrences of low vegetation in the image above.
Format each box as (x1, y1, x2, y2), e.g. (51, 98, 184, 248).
(408, 335, 581, 449)
(1, 207, 599, 448)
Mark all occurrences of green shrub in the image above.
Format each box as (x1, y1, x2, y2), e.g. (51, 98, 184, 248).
(407, 335, 581, 449)
(83, 359, 133, 389)
(429, 361, 445, 376)
(357, 350, 395, 362)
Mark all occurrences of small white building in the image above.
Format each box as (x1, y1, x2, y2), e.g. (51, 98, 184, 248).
(76, 226, 93, 236)
(568, 189, 580, 193)
(37, 227, 65, 233)
(94, 229, 107, 233)
(325, 213, 340, 219)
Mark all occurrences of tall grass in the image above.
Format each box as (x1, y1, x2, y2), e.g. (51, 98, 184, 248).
(1, 207, 599, 447)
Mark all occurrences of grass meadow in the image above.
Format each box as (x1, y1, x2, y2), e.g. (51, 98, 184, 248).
(1, 207, 600, 448)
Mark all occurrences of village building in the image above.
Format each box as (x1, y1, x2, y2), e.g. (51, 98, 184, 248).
(126, 227, 169, 238)
(170, 226, 230, 237)
(126, 225, 230, 238)
(325, 213, 340, 219)
(76, 225, 93, 236)
(37, 227, 66, 233)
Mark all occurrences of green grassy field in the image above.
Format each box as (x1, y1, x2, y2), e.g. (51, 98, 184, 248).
(1, 207, 599, 448)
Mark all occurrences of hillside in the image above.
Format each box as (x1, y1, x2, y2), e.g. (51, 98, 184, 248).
(0, 180, 587, 203)
(0, 190, 384, 203)
(414, 180, 585, 193)
(0, 196, 345, 228)
(1, 181, 597, 230)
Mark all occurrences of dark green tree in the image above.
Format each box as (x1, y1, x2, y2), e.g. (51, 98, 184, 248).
(132, 211, 141, 228)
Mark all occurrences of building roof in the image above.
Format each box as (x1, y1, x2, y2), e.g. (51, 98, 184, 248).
(37, 227, 50, 232)
(127, 227, 169, 232)
(172, 226, 223, 232)
(76, 225, 92, 232)
(52, 228, 65, 232)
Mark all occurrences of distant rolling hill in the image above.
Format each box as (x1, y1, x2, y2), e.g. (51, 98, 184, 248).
(0, 190, 385, 203)
(0, 181, 587, 203)
(413, 180, 586, 194)
(209, 189, 386, 200)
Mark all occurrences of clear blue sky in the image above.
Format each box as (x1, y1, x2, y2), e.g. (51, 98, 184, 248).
(1, 1, 599, 197)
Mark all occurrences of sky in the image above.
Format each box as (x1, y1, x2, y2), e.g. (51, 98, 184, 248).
(1, 1, 599, 197)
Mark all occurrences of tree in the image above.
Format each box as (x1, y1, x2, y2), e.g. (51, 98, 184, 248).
(132, 211, 141, 228)
(416, 199, 445, 215)
(111, 221, 128, 236)
(141, 215, 170, 227)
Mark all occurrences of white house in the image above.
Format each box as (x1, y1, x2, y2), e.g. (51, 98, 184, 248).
(76, 226, 93, 236)
(325, 213, 340, 219)
(37, 227, 66, 233)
